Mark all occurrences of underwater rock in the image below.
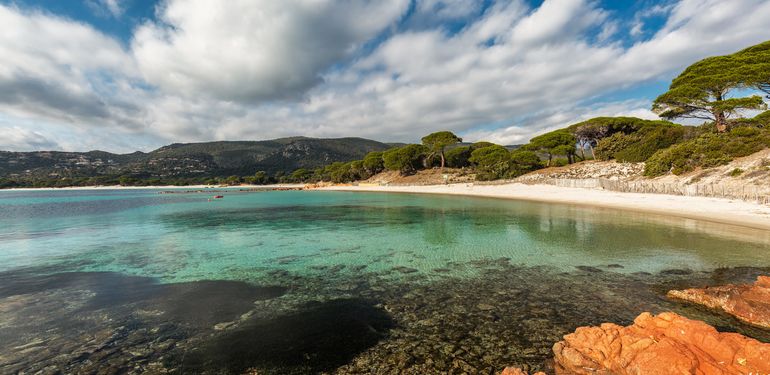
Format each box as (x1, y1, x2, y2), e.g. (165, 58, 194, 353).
(391, 266, 419, 274)
(574, 266, 602, 273)
(500, 367, 546, 375)
(552, 312, 770, 375)
(660, 268, 692, 276)
(667, 275, 770, 329)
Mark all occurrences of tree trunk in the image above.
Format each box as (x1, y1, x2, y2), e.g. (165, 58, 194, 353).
(714, 90, 728, 133)
(440, 152, 445, 170)
(715, 112, 728, 132)
(589, 144, 595, 159)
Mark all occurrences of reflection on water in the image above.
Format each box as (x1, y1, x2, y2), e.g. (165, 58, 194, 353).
(0, 189, 769, 373)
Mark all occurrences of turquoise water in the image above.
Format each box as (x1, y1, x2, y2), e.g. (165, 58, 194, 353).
(1, 188, 770, 374)
(2, 189, 769, 281)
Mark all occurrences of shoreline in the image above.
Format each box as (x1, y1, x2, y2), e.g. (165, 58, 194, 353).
(0, 184, 305, 192)
(317, 183, 770, 231)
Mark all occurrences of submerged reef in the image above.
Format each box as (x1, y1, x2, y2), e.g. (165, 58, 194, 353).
(1, 262, 769, 374)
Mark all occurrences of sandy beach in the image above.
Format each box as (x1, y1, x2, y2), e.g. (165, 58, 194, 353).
(318, 183, 770, 231)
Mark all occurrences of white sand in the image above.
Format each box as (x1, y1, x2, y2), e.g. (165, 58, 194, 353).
(317, 183, 770, 231)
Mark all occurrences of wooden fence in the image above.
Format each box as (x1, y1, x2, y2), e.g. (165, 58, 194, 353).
(515, 177, 770, 205)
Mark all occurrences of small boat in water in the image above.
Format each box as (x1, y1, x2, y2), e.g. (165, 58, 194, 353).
(213, 195, 224, 199)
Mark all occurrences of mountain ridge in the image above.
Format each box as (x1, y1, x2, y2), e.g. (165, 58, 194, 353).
(0, 137, 398, 183)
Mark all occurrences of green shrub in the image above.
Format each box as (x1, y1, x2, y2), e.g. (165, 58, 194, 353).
(613, 126, 685, 162)
(593, 123, 685, 162)
(551, 158, 569, 167)
(383, 144, 428, 176)
(509, 150, 542, 177)
(287, 168, 312, 182)
(729, 168, 744, 176)
(645, 127, 770, 176)
(754, 110, 770, 127)
(471, 141, 496, 149)
(362, 151, 385, 175)
(469, 145, 511, 180)
(527, 130, 577, 165)
(349, 160, 369, 180)
(327, 162, 354, 183)
(594, 133, 639, 161)
(445, 146, 472, 168)
(730, 110, 770, 128)
(569, 117, 682, 159)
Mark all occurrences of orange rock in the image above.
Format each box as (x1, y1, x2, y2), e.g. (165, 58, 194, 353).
(552, 312, 770, 375)
(667, 275, 770, 329)
(500, 367, 546, 375)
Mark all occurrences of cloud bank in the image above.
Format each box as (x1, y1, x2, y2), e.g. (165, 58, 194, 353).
(1, 0, 770, 152)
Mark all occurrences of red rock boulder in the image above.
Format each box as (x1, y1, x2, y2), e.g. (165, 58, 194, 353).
(667, 275, 770, 329)
(500, 367, 546, 375)
(552, 312, 770, 375)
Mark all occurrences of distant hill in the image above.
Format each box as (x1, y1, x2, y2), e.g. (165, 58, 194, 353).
(0, 137, 395, 180)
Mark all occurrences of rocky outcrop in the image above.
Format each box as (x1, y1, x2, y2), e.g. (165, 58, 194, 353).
(515, 161, 645, 182)
(667, 275, 770, 329)
(551, 312, 770, 375)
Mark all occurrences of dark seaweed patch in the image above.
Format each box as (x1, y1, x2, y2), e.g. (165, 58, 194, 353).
(175, 299, 393, 374)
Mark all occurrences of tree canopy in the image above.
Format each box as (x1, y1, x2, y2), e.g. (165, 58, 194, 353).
(567, 117, 678, 159)
(383, 144, 428, 176)
(471, 141, 496, 149)
(509, 150, 542, 176)
(421, 131, 462, 169)
(445, 146, 472, 168)
(733, 40, 770, 98)
(362, 151, 385, 175)
(525, 130, 577, 165)
(653, 43, 769, 132)
(469, 145, 511, 180)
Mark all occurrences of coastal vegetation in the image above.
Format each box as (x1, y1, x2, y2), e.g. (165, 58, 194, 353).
(421, 131, 463, 169)
(300, 40, 770, 184)
(652, 41, 769, 132)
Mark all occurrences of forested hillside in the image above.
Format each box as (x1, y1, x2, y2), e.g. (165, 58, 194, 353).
(0, 137, 394, 187)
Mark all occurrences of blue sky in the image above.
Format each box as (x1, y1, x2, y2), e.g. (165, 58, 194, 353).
(3, 1, 671, 44)
(1, 0, 769, 152)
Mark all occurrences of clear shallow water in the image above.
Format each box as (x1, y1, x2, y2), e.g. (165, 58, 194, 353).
(2, 189, 769, 280)
(1, 188, 769, 374)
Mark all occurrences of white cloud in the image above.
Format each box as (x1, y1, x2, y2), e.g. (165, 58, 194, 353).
(295, 0, 770, 143)
(0, 4, 145, 132)
(103, 0, 123, 17)
(416, 0, 481, 21)
(131, 0, 410, 102)
(87, 0, 125, 18)
(0, 125, 60, 151)
(509, 0, 608, 46)
(1, 0, 770, 153)
(629, 2, 675, 38)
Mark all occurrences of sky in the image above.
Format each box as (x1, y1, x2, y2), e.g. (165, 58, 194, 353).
(1, 0, 770, 153)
